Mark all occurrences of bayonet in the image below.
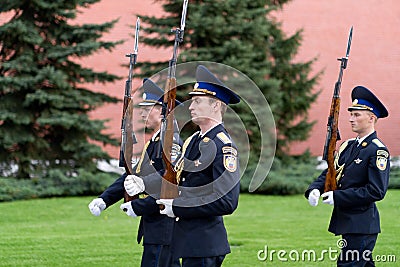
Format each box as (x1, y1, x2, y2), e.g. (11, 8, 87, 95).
(134, 17, 140, 55)
(180, 0, 188, 35)
(340, 26, 353, 70)
(345, 26, 353, 59)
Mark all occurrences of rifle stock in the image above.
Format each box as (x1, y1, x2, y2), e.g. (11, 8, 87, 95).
(159, 0, 188, 204)
(122, 100, 136, 202)
(160, 77, 179, 199)
(322, 27, 353, 193)
(323, 96, 340, 192)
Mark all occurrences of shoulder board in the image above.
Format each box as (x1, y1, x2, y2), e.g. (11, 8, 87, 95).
(217, 132, 231, 144)
(336, 138, 356, 156)
(372, 139, 385, 148)
(179, 131, 200, 156)
(340, 139, 354, 148)
(338, 138, 354, 150)
(185, 131, 199, 145)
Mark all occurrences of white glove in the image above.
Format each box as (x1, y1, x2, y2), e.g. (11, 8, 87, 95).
(120, 202, 137, 218)
(156, 199, 175, 218)
(124, 175, 145, 196)
(308, 189, 320, 207)
(321, 191, 334, 205)
(88, 198, 106, 216)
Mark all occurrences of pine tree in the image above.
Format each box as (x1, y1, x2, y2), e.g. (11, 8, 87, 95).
(138, 0, 321, 161)
(0, 0, 122, 178)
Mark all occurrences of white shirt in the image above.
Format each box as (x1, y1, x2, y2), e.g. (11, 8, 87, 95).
(356, 130, 375, 146)
(151, 129, 160, 141)
(199, 123, 223, 137)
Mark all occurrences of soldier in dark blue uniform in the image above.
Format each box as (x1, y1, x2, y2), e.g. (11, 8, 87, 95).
(124, 65, 242, 267)
(305, 86, 390, 267)
(88, 78, 182, 267)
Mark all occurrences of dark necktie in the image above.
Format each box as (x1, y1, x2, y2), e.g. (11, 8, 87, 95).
(193, 133, 202, 147)
(348, 138, 359, 156)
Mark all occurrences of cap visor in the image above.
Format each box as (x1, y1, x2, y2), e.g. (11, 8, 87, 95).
(189, 91, 207, 96)
(348, 106, 371, 111)
(139, 102, 159, 106)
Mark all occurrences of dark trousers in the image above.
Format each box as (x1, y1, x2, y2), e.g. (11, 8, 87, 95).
(141, 244, 181, 267)
(337, 233, 378, 267)
(181, 255, 225, 267)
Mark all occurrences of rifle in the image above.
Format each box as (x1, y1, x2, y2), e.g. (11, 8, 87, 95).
(119, 17, 140, 202)
(323, 26, 353, 192)
(159, 0, 188, 202)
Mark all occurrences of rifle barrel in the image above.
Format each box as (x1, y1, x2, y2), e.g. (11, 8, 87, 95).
(323, 27, 353, 192)
(118, 17, 141, 202)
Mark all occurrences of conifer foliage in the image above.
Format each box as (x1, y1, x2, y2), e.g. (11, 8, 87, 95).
(138, 0, 321, 160)
(0, 0, 122, 177)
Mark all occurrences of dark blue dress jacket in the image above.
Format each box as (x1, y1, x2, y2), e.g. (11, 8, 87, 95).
(100, 133, 181, 245)
(165, 124, 240, 258)
(305, 132, 390, 235)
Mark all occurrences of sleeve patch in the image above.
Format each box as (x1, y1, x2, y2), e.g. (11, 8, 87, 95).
(377, 149, 389, 158)
(222, 146, 237, 156)
(217, 132, 231, 144)
(222, 146, 237, 172)
(171, 143, 181, 162)
(223, 154, 237, 172)
(376, 156, 388, 171)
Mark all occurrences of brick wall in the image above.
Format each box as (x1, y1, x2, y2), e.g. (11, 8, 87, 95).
(4, 0, 398, 157)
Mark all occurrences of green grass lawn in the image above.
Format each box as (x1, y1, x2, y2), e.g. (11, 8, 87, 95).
(1, 191, 399, 267)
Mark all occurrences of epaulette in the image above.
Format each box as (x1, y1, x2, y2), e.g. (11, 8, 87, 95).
(184, 131, 199, 147)
(135, 140, 151, 174)
(372, 139, 385, 148)
(217, 132, 231, 144)
(338, 138, 355, 150)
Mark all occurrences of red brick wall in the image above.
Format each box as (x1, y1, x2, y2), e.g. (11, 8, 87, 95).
(278, 1, 400, 156)
(76, 0, 400, 157)
(3, 0, 399, 157)
(73, 0, 168, 157)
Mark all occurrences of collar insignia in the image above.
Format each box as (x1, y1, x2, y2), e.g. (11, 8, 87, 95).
(361, 142, 367, 147)
(202, 137, 210, 143)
